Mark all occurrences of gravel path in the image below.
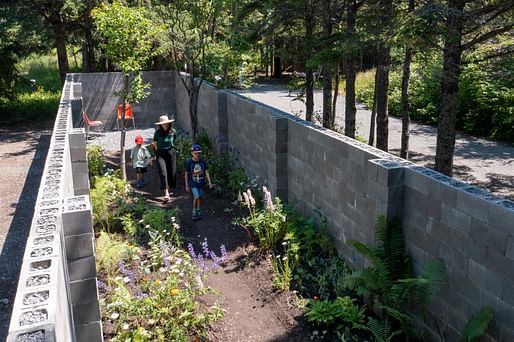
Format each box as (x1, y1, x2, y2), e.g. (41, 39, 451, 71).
(0, 122, 52, 341)
(236, 82, 514, 200)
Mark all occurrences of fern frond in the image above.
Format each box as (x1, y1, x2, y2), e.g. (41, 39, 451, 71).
(461, 306, 493, 342)
(349, 240, 378, 261)
(421, 258, 446, 292)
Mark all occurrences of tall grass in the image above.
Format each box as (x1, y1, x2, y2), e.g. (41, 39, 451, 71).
(0, 50, 81, 123)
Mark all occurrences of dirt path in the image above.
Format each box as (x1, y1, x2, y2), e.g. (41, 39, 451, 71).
(0, 122, 52, 341)
(107, 150, 311, 342)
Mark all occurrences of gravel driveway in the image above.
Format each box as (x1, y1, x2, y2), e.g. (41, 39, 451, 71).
(237, 82, 514, 200)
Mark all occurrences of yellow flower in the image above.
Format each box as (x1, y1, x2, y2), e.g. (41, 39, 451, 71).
(170, 288, 181, 296)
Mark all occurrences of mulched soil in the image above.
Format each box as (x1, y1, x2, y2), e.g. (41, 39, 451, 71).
(105, 150, 313, 342)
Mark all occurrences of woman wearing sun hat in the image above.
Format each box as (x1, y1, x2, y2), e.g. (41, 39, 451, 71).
(152, 114, 177, 200)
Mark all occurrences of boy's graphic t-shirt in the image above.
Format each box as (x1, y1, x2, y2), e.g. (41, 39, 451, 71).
(186, 158, 208, 187)
(130, 145, 151, 168)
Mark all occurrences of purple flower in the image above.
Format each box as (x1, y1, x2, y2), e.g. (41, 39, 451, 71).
(118, 260, 134, 283)
(220, 244, 228, 261)
(209, 251, 220, 270)
(97, 279, 109, 293)
(201, 238, 210, 258)
(187, 243, 197, 259)
(135, 292, 149, 299)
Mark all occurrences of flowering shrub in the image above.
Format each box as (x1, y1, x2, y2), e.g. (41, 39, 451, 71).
(99, 246, 223, 341)
(240, 187, 286, 251)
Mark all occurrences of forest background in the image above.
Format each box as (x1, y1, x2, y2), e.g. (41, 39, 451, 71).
(0, 0, 512, 177)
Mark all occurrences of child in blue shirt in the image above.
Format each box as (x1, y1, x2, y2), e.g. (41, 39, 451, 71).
(185, 144, 212, 221)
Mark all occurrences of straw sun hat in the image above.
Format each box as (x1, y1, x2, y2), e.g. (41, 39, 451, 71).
(155, 114, 175, 125)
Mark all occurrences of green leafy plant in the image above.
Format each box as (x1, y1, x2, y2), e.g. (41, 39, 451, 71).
(90, 174, 130, 232)
(344, 216, 446, 339)
(461, 306, 493, 342)
(305, 296, 366, 330)
(86, 145, 106, 181)
(95, 232, 138, 277)
(271, 232, 300, 291)
(240, 189, 286, 251)
(142, 207, 181, 246)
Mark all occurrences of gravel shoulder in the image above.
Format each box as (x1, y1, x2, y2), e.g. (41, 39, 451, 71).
(0, 121, 52, 341)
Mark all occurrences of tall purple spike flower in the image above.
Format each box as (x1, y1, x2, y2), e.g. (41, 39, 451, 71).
(187, 243, 197, 259)
(220, 244, 228, 262)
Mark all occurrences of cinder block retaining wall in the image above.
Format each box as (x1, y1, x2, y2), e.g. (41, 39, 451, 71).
(173, 73, 514, 341)
(19, 72, 511, 341)
(8, 76, 102, 342)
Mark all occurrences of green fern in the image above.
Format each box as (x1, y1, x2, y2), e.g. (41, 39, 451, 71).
(345, 215, 446, 339)
(461, 307, 493, 342)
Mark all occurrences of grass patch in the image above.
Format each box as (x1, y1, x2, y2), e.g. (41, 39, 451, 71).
(0, 50, 81, 124)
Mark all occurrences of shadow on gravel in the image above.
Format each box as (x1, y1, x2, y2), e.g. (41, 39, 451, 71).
(0, 133, 50, 341)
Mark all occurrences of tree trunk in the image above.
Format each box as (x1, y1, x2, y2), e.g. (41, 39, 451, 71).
(120, 74, 129, 181)
(369, 70, 379, 146)
(331, 61, 340, 129)
(435, 0, 465, 176)
(52, 20, 69, 86)
(321, 0, 333, 128)
(304, 0, 315, 122)
(400, 0, 415, 159)
(375, 0, 392, 151)
(345, 0, 357, 138)
(84, 14, 96, 72)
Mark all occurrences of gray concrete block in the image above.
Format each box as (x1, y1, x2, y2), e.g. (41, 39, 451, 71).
(404, 168, 429, 195)
(72, 173, 90, 196)
(70, 147, 87, 163)
(70, 278, 99, 305)
(72, 300, 100, 326)
(456, 189, 490, 223)
(470, 218, 508, 254)
(438, 244, 467, 275)
(441, 205, 471, 234)
(507, 236, 514, 260)
(501, 280, 514, 306)
(65, 233, 94, 260)
(75, 321, 103, 342)
(447, 270, 483, 304)
(448, 229, 487, 265)
(7, 325, 57, 342)
(500, 322, 514, 342)
(468, 259, 502, 296)
(488, 201, 514, 235)
(67, 255, 97, 282)
(483, 249, 514, 283)
(62, 206, 93, 237)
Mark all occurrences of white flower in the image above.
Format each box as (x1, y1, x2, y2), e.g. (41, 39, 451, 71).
(159, 267, 167, 273)
(282, 256, 288, 261)
(114, 287, 121, 292)
(148, 319, 155, 325)
(145, 225, 150, 229)
(178, 272, 184, 277)
(122, 323, 130, 330)
(110, 313, 119, 320)
(171, 217, 176, 222)
(123, 276, 131, 283)
(115, 276, 122, 281)
(281, 241, 288, 246)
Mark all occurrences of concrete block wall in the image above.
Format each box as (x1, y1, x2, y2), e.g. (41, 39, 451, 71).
(402, 167, 514, 341)
(74, 71, 176, 130)
(173, 76, 513, 341)
(8, 76, 102, 342)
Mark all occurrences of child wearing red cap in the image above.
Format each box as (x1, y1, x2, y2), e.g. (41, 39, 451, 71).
(130, 135, 152, 188)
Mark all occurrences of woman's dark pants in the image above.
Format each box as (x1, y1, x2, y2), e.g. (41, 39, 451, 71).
(156, 148, 176, 190)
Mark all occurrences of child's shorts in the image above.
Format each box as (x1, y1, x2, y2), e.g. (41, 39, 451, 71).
(191, 186, 202, 199)
(136, 167, 148, 173)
